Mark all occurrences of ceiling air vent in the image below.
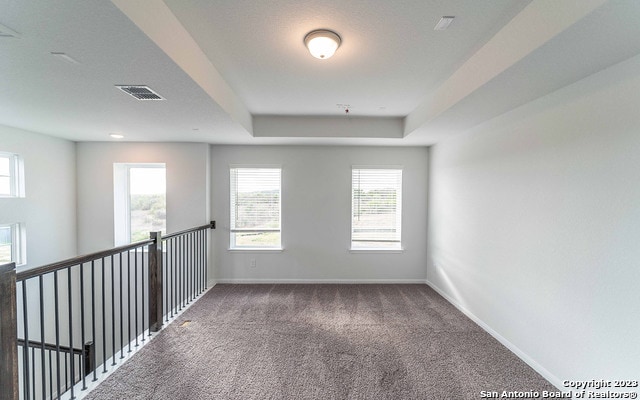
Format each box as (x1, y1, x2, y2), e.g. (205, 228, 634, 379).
(115, 85, 165, 101)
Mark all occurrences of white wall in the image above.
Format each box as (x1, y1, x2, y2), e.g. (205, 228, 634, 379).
(0, 124, 76, 269)
(427, 54, 640, 386)
(210, 145, 428, 283)
(76, 142, 210, 253)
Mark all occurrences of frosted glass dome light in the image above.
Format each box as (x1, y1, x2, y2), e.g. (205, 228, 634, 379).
(304, 30, 341, 59)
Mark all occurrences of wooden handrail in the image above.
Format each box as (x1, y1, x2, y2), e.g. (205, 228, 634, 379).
(17, 340, 94, 378)
(161, 221, 215, 241)
(17, 339, 83, 355)
(16, 221, 215, 282)
(16, 239, 154, 282)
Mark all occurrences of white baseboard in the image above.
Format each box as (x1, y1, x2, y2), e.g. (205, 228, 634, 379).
(214, 278, 428, 284)
(425, 279, 565, 392)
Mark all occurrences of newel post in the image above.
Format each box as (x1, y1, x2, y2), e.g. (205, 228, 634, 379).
(148, 232, 163, 333)
(0, 262, 19, 400)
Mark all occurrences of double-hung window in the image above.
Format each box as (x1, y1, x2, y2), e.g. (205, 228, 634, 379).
(0, 223, 25, 265)
(0, 152, 25, 198)
(230, 167, 281, 249)
(351, 167, 403, 250)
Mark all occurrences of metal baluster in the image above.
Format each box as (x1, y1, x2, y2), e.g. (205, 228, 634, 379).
(202, 229, 205, 292)
(21, 281, 30, 400)
(141, 251, 146, 342)
(198, 230, 204, 293)
(39, 276, 46, 400)
(54, 271, 61, 400)
(177, 236, 181, 311)
(119, 252, 124, 359)
(166, 240, 170, 318)
(194, 231, 198, 295)
(185, 234, 189, 304)
(184, 234, 188, 305)
(187, 233, 194, 301)
(193, 232, 197, 298)
(48, 348, 53, 399)
(197, 230, 200, 294)
(135, 247, 139, 346)
(172, 237, 176, 318)
(111, 255, 116, 366)
(80, 263, 87, 390)
(203, 229, 207, 292)
(91, 260, 98, 381)
(196, 230, 201, 294)
(176, 236, 180, 311)
(193, 231, 197, 296)
(68, 266, 75, 399)
(181, 235, 185, 309)
(31, 346, 36, 398)
(194, 231, 198, 296)
(64, 353, 68, 392)
(196, 231, 200, 295)
(205, 229, 208, 290)
(186, 233, 190, 303)
(101, 257, 107, 372)
(127, 250, 131, 353)
(164, 242, 168, 321)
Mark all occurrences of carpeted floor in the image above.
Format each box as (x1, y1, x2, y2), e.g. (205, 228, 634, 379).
(84, 284, 555, 399)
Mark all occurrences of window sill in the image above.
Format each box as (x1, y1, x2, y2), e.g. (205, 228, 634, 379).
(13, 263, 27, 270)
(228, 248, 284, 253)
(349, 248, 404, 254)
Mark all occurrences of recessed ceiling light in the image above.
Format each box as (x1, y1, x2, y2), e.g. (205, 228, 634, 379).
(110, 133, 124, 139)
(434, 16, 455, 31)
(304, 30, 341, 59)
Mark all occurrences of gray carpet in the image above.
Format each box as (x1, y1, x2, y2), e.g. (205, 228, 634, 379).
(84, 284, 555, 399)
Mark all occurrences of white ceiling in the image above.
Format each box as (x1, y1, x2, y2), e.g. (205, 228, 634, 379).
(1, 0, 639, 146)
(163, 0, 528, 117)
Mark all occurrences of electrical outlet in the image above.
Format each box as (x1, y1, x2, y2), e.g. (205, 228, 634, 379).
(250, 258, 256, 268)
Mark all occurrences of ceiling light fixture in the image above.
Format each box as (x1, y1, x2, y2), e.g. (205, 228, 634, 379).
(304, 29, 341, 59)
(434, 16, 455, 31)
(110, 133, 124, 139)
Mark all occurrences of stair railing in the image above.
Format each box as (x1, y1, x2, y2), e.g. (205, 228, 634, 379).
(0, 221, 214, 400)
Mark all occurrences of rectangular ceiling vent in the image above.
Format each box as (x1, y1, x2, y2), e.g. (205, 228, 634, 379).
(115, 85, 165, 101)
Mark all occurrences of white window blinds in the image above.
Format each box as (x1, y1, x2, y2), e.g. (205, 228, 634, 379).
(230, 167, 281, 249)
(351, 168, 402, 250)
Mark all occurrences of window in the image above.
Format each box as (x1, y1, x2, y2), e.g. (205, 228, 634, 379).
(230, 167, 281, 249)
(351, 168, 402, 250)
(0, 223, 25, 265)
(114, 164, 166, 245)
(0, 152, 25, 197)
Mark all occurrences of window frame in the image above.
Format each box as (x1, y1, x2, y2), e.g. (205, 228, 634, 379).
(350, 166, 403, 252)
(0, 152, 25, 198)
(113, 163, 167, 246)
(229, 166, 282, 251)
(0, 223, 26, 266)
